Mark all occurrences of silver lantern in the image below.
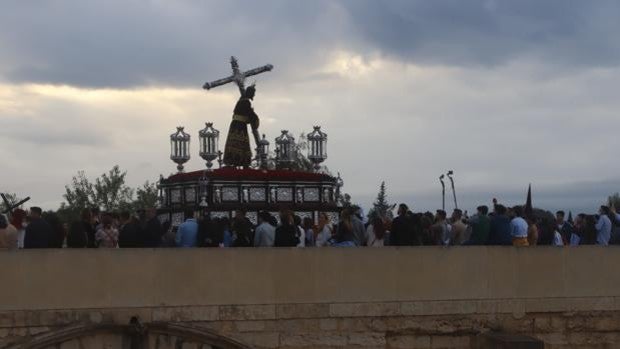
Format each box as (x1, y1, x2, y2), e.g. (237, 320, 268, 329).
(199, 122, 220, 170)
(275, 130, 296, 168)
(170, 126, 190, 172)
(307, 126, 327, 171)
(257, 134, 270, 169)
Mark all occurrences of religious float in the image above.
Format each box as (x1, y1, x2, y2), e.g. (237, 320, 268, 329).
(157, 57, 344, 226)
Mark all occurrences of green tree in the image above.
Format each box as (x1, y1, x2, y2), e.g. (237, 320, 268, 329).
(62, 165, 140, 219)
(63, 171, 96, 211)
(134, 180, 159, 210)
(367, 181, 395, 221)
(93, 165, 134, 212)
(608, 192, 620, 209)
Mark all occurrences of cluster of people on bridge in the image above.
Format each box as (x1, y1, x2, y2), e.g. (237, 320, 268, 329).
(1, 201, 619, 249)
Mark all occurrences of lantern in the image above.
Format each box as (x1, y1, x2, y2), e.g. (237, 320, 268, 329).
(275, 130, 296, 168)
(199, 122, 220, 170)
(307, 126, 327, 171)
(258, 134, 270, 169)
(170, 126, 190, 172)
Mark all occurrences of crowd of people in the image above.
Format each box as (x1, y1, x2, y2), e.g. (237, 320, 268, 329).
(1, 201, 619, 249)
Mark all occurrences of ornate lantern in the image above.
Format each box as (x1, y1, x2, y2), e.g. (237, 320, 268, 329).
(275, 130, 296, 168)
(199, 122, 220, 170)
(307, 126, 327, 171)
(258, 134, 270, 169)
(170, 126, 190, 172)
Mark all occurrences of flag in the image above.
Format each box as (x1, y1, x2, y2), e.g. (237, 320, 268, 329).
(525, 184, 533, 217)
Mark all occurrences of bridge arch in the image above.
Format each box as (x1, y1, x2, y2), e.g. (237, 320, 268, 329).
(4, 320, 252, 349)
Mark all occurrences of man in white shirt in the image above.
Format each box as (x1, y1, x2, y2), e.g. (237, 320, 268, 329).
(595, 206, 612, 246)
(254, 211, 275, 247)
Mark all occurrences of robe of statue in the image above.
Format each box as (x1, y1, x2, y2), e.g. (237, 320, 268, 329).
(223, 97, 259, 167)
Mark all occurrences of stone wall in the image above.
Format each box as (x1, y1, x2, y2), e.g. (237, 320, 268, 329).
(1, 247, 619, 348)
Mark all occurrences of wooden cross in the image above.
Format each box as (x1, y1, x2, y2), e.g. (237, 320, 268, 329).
(203, 56, 273, 95)
(1, 193, 30, 214)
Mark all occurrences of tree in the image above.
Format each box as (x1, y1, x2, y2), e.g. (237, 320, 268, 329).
(63, 171, 96, 211)
(61, 165, 148, 220)
(134, 180, 159, 210)
(367, 181, 395, 221)
(93, 165, 134, 212)
(608, 192, 620, 209)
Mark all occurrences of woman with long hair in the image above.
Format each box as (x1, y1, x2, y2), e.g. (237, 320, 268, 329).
(334, 209, 356, 247)
(315, 212, 333, 247)
(274, 210, 298, 247)
(366, 216, 386, 247)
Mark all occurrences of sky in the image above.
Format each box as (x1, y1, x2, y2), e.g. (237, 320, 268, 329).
(1, 0, 620, 214)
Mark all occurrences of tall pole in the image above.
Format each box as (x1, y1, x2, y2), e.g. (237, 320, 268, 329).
(447, 170, 458, 210)
(439, 175, 445, 211)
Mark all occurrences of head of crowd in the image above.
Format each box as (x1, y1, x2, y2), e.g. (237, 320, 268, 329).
(0, 201, 619, 249)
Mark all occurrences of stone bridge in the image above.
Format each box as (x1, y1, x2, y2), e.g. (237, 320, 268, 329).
(1, 247, 619, 348)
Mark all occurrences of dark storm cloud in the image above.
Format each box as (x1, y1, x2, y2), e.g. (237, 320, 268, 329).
(1, 1, 620, 88)
(342, 0, 620, 67)
(0, 1, 346, 88)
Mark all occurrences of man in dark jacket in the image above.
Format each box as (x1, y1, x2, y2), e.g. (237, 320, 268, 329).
(390, 204, 417, 246)
(23, 207, 53, 248)
(143, 208, 164, 247)
(118, 211, 140, 248)
(67, 208, 94, 248)
(488, 204, 512, 245)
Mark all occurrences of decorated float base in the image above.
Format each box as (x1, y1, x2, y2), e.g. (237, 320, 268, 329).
(158, 167, 342, 227)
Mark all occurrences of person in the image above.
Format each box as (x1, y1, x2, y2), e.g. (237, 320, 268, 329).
(0, 214, 18, 249)
(232, 214, 253, 247)
(43, 211, 65, 248)
(390, 204, 416, 246)
(315, 212, 333, 247)
(95, 214, 119, 248)
(350, 206, 366, 246)
(118, 211, 140, 248)
(527, 216, 539, 246)
(197, 216, 215, 247)
(595, 206, 612, 245)
(10, 209, 27, 248)
(431, 209, 451, 245)
(143, 208, 164, 247)
(220, 217, 233, 247)
(254, 211, 275, 247)
(223, 85, 261, 167)
(464, 206, 490, 245)
(274, 210, 299, 247)
(450, 209, 468, 245)
(23, 207, 53, 248)
(510, 206, 529, 246)
(302, 217, 315, 247)
(333, 209, 356, 247)
(365, 216, 386, 247)
(91, 207, 102, 233)
(556, 211, 573, 244)
(488, 204, 512, 245)
(175, 210, 198, 248)
(67, 209, 93, 248)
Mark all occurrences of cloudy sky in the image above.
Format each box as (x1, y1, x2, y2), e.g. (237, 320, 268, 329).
(1, 0, 619, 214)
